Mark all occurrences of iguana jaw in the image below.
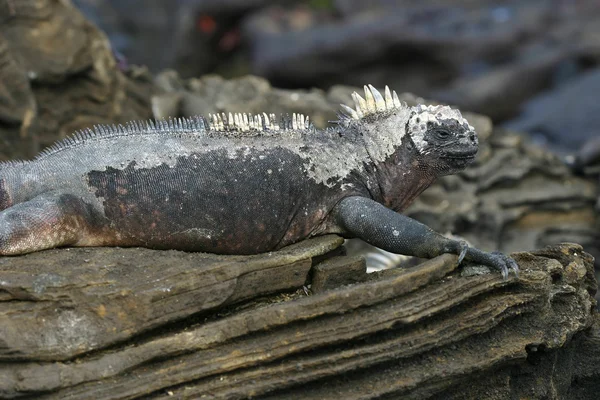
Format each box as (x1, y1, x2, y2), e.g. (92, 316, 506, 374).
(440, 143, 478, 161)
(441, 154, 476, 175)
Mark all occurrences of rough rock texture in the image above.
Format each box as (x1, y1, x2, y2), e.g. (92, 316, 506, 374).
(151, 71, 336, 128)
(0, 239, 597, 399)
(0, 0, 153, 161)
(0, 235, 343, 362)
(572, 136, 600, 222)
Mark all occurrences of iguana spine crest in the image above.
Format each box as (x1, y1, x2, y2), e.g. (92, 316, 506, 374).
(208, 112, 311, 132)
(340, 84, 404, 120)
(0, 112, 316, 166)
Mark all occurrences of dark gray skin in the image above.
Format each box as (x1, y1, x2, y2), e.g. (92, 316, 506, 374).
(0, 85, 518, 277)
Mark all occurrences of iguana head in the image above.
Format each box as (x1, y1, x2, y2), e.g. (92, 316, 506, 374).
(339, 85, 478, 177)
(339, 85, 478, 209)
(405, 103, 478, 175)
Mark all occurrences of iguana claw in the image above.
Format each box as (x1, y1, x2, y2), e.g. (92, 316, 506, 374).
(490, 251, 519, 279)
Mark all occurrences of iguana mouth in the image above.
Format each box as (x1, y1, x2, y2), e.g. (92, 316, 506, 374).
(447, 154, 476, 160)
(442, 148, 478, 160)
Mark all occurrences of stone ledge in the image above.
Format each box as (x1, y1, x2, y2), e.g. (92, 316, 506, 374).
(0, 242, 597, 399)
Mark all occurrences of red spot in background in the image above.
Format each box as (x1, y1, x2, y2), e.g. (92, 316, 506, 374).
(197, 14, 216, 34)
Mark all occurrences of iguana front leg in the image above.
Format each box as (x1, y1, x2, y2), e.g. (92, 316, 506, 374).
(333, 196, 518, 278)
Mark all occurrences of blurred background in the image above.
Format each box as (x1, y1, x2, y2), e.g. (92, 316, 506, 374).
(73, 0, 600, 156)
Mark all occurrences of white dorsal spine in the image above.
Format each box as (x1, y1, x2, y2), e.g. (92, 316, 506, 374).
(341, 84, 405, 120)
(203, 112, 310, 133)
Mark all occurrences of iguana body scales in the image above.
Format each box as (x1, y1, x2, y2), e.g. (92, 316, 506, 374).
(0, 85, 517, 277)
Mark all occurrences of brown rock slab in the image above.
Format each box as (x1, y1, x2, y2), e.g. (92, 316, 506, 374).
(310, 255, 366, 293)
(0, 235, 344, 362)
(0, 242, 597, 399)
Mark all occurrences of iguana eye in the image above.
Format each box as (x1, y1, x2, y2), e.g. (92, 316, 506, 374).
(434, 129, 451, 140)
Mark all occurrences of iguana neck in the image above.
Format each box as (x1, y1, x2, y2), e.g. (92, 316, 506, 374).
(372, 143, 437, 212)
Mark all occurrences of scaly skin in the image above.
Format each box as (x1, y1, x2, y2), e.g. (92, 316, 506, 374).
(0, 85, 518, 277)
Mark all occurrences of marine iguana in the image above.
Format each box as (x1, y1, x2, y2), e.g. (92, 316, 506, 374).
(0, 85, 518, 277)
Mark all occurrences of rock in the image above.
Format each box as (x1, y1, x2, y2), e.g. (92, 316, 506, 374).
(0, 0, 154, 161)
(152, 72, 493, 137)
(67, 0, 600, 126)
(434, 45, 571, 121)
(573, 136, 600, 174)
(240, 0, 600, 119)
(73, 0, 287, 77)
(151, 92, 182, 119)
(572, 136, 600, 217)
(0, 242, 597, 399)
(310, 255, 366, 293)
(0, 235, 343, 362)
(243, 3, 529, 90)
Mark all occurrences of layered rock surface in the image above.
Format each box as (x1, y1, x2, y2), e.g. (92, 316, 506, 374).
(0, 240, 598, 399)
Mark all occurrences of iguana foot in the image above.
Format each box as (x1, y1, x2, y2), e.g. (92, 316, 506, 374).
(446, 240, 518, 279)
(463, 246, 519, 279)
(489, 251, 520, 279)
